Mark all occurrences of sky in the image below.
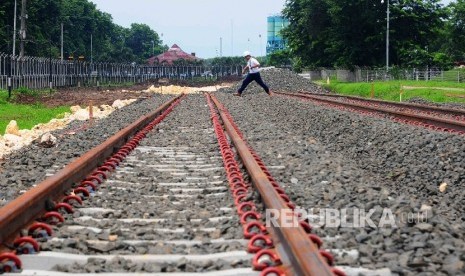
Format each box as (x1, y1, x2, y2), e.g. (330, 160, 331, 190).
(90, 0, 455, 59)
(90, 0, 286, 58)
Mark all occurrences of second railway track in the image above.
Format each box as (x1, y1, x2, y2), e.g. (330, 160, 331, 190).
(277, 92, 465, 133)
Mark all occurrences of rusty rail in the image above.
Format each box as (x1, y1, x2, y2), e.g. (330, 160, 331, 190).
(297, 92, 465, 117)
(278, 92, 465, 133)
(209, 94, 335, 276)
(0, 95, 183, 247)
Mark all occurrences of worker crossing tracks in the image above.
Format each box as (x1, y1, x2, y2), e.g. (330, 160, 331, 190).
(277, 92, 465, 134)
(0, 93, 344, 275)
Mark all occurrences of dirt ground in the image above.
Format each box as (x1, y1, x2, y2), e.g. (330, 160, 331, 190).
(15, 87, 149, 107)
(13, 77, 240, 107)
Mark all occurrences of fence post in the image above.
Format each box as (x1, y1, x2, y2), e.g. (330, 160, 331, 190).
(132, 63, 136, 84)
(77, 61, 81, 88)
(7, 55, 12, 98)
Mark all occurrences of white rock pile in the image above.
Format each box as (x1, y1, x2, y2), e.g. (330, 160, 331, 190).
(0, 99, 137, 159)
(143, 84, 231, 94)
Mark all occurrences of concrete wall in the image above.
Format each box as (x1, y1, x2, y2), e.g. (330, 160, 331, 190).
(336, 70, 355, 82)
(301, 70, 322, 81)
(309, 71, 322, 81)
(321, 69, 336, 80)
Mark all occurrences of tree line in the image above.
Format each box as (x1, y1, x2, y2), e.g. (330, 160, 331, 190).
(0, 0, 253, 66)
(280, 0, 465, 69)
(0, 0, 166, 63)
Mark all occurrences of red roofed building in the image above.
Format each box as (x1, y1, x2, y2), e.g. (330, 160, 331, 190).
(147, 44, 201, 65)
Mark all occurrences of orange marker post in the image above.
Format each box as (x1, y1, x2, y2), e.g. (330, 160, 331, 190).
(370, 81, 375, 98)
(399, 85, 403, 102)
(89, 101, 94, 126)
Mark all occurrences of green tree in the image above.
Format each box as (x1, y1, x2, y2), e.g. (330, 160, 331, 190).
(0, 0, 165, 63)
(445, 0, 465, 62)
(282, 0, 448, 68)
(267, 49, 292, 67)
(125, 23, 162, 63)
(207, 56, 243, 66)
(0, 1, 15, 54)
(282, 0, 334, 68)
(390, 0, 447, 67)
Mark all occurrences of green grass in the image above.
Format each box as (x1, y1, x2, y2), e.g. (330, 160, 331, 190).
(0, 90, 69, 135)
(320, 80, 465, 104)
(431, 68, 465, 82)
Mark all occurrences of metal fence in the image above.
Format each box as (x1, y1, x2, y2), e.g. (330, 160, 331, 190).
(359, 68, 464, 82)
(0, 53, 243, 91)
(304, 68, 465, 83)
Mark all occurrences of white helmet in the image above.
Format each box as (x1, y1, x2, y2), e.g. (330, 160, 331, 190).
(243, 51, 251, 57)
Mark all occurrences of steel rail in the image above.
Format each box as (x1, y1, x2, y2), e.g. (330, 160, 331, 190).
(209, 94, 334, 276)
(0, 95, 183, 247)
(278, 92, 465, 133)
(297, 92, 465, 117)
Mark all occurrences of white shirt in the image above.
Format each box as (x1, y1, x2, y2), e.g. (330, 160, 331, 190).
(247, 58, 260, 74)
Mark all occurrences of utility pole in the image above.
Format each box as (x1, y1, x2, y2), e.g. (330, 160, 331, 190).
(7, 25, 12, 98)
(381, 0, 389, 71)
(151, 40, 154, 56)
(386, 0, 390, 71)
(220, 37, 223, 57)
(61, 23, 64, 61)
(19, 0, 27, 57)
(49, 38, 52, 93)
(12, 0, 17, 56)
(6, 26, 11, 56)
(90, 33, 93, 63)
(10, 0, 18, 98)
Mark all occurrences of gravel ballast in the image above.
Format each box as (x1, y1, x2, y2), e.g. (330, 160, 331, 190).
(37, 95, 252, 273)
(3, 69, 465, 275)
(214, 69, 465, 275)
(0, 95, 173, 207)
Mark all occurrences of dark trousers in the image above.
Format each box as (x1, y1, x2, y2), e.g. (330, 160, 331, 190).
(238, 72, 270, 94)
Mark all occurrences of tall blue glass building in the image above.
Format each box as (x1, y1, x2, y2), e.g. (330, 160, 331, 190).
(267, 15, 289, 55)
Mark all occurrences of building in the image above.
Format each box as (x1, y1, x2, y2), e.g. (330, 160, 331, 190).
(266, 15, 289, 55)
(147, 44, 201, 65)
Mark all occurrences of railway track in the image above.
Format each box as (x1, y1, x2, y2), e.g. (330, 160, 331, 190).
(0, 94, 345, 275)
(0, 69, 463, 276)
(214, 90, 465, 276)
(276, 92, 465, 134)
